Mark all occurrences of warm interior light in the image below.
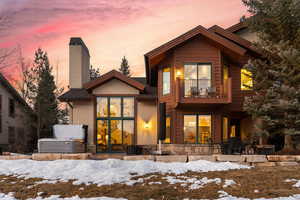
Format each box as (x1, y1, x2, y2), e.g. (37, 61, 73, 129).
(176, 70, 182, 77)
(144, 122, 151, 129)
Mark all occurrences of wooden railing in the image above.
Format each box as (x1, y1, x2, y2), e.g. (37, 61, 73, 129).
(175, 78, 232, 104)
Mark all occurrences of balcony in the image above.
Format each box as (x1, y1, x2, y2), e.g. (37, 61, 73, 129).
(175, 78, 232, 104)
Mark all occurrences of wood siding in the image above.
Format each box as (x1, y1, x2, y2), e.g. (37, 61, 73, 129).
(156, 35, 251, 144)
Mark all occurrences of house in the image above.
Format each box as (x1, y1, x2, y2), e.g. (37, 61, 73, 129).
(59, 21, 261, 154)
(0, 73, 36, 152)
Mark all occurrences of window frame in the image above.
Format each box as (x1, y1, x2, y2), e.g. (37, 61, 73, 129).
(162, 67, 171, 96)
(241, 68, 253, 91)
(96, 96, 135, 149)
(183, 114, 212, 144)
(163, 115, 171, 144)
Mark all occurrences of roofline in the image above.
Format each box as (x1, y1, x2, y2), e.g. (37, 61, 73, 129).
(0, 73, 33, 112)
(226, 21, 248, 33)
(209, 25, 260, 56)
(144, 25, 247, 61)
(83, 70, 146, 91)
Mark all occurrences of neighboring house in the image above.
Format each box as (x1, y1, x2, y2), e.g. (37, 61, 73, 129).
(59, 21, 261, 154)
(0, 73, 36, 152)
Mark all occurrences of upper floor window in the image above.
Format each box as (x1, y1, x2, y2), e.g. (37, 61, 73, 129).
(241, 68, 253, 90)
(184, 63, 212, 96)
(9, 98, 15, 118)
(162, 67, 171, 95)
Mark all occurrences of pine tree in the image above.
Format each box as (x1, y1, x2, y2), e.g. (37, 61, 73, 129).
(33, 48, 59, 138)
(242, 0, 300, 150)
(119, 56, 131, 77)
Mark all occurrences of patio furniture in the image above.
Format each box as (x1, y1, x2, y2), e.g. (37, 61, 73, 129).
(221, 137, 245, 154)
(207, 87, 216, 97)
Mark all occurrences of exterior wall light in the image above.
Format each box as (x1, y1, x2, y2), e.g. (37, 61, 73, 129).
(144, 122, 151, 129)
(176, 70, 182, 78)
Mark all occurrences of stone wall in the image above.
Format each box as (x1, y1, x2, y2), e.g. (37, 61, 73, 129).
(137, 144, 221, 155)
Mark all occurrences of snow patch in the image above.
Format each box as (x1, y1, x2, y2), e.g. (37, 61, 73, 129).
(0, 159, 250, 186)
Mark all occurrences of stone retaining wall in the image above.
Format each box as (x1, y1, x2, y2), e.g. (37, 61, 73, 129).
(1, 154, 300, 167)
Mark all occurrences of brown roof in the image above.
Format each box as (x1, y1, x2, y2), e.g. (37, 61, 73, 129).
(226, 21, 248, 33)
(84, 70, 145, 91)
(145, 25, 247, 60)
(209, 25, 260, 56)
(0, 73, 31, 109)
(58, 88, 92, 102)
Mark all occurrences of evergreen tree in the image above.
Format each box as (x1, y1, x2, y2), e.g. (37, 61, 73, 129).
(33, 48, 59, 138)
(119, 56, 131, 77)
(242, 0, 300, 150)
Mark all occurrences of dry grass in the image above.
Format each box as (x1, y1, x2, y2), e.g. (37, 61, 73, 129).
(0, 166, 300, 200)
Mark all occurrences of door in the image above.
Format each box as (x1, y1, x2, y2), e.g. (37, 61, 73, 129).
(230, 119, 241, 139)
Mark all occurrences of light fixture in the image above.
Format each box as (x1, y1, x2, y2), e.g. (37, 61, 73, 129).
(176, 70, 182, 78)
(144, 122, 151, 129)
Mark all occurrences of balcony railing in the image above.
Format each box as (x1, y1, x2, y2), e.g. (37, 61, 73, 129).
(175, 78, 232, 104)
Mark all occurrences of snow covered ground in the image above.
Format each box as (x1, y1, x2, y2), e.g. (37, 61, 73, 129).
(0, 159, 250, 186)
(0, 159, 299, 200)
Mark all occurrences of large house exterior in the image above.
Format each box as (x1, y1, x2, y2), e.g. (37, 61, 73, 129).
(0, 73, 35, 152)
(59, 21, 261, 154)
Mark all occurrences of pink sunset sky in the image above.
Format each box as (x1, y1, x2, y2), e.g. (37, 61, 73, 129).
(0, 0, 249, 86)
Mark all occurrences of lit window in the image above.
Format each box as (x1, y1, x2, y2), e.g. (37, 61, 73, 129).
(162, 67, 170, 95)
(222, 117, 228, 142)
(241, 68, 253, 90)
(184, 115, 211, 144)
(164, 116, 171, 143)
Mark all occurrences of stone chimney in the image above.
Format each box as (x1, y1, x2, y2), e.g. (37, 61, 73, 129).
(69, 37, 90, 88)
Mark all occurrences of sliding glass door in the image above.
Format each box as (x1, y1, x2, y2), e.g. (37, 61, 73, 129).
(184, 114, 212, 144)
(96, 97, 134, 152)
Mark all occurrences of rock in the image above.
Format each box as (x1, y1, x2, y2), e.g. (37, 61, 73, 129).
(32, 153, 62, 161)
(61, 153, 91, 160)
(216, 155, 245, 162)
(253, 162, 276, 167)
(267, 155, 296, 162)
(276, 162, 298, 166)
(155, 155, 187, 163)
(188, 155, 216, 162)
(123, 155, 155, 161)
(244, 155, 267, 163)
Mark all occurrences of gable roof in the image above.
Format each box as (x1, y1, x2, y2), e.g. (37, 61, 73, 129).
(145, 25, 247, 61)
(209, 25, 260, 56)
(226, 21, 248, 33)
(83, 70, 145, 91)
(0, 73, 27, 106)
(58, 88, 92, 102)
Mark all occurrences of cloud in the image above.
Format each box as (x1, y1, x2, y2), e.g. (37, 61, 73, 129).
(0, 0, 248, 86)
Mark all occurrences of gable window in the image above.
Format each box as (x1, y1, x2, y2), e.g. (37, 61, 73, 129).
(9, 98, 15, 118)
(184, 114, 211, 144)
(241, 68, 253, 90)
(184, 63, 212, 96)
(162, 67, 171, 95)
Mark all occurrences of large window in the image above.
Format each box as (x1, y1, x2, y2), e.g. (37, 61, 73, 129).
(184, 115, 211, 144)
(162, 67, 171, 95)
(96, 97, 134, 152)
(184, 63, 212, 96)
(241, 68, 253, 90)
